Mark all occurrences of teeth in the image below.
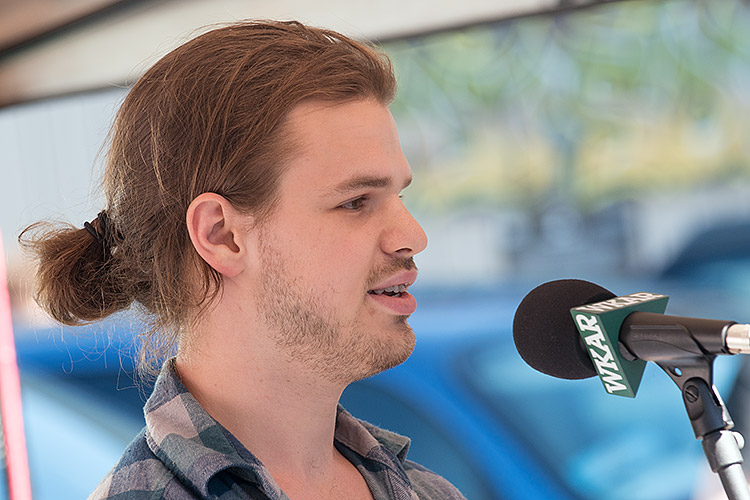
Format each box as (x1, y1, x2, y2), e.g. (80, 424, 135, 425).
(370, 284, 408, 295)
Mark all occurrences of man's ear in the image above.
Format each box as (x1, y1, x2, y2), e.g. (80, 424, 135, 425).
(186, 193, 248, 277)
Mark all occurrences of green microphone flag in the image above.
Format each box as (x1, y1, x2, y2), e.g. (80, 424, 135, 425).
(570, 292, 669, 398)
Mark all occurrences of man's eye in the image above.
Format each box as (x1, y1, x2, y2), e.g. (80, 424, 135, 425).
(340, 197, 367, 210)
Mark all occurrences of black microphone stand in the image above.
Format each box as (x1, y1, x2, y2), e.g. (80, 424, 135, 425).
(621, 326, 750, 500)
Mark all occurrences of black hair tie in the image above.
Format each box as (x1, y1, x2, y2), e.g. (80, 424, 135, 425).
(84, 211, 110, 245)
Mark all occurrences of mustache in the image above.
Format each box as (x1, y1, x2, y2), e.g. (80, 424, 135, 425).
(367, 257, 417, 287)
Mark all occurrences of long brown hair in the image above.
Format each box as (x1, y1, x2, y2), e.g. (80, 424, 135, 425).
(20, 20, 397, 376)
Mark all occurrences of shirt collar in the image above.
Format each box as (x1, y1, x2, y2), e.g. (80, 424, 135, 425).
(334, 406, 412, 463)
(334, 407, 417, 498)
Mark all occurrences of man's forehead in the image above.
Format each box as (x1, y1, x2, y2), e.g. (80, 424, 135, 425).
(277, 99, 412, 195)
(283, 98, 397, 147)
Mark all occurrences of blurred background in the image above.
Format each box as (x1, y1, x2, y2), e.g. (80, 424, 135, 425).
(2, 0, 750, 498)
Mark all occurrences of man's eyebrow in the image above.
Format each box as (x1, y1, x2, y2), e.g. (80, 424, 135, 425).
(332, 175, 413, 194)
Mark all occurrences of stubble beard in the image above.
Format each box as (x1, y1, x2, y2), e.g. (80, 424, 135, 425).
(256, 236, 416, 386)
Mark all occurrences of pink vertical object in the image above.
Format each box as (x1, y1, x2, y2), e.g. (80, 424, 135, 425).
(0, 230, 33, 500)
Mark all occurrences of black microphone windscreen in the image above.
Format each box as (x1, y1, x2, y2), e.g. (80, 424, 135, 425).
(513, 279, 616, 380)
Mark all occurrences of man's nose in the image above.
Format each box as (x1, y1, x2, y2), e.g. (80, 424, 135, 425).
(381, 200, 428, 258)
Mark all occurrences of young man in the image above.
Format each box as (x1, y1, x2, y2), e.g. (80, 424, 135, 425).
(23, 20, 465, 500)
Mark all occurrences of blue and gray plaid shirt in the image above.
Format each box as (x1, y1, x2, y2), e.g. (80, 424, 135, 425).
(89, 359, 466, 499)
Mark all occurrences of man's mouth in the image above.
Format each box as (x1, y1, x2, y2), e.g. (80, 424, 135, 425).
(368, 283, 409, 297)
(366, 267, 418, 315)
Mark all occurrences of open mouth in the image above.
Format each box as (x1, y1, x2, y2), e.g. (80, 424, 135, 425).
(368, 283, 409, 298)
(366, 275, 418, 315)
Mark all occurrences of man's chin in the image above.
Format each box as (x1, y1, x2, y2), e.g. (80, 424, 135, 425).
(351, 324, 416, 383)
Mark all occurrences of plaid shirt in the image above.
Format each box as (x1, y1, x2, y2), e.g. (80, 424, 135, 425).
(89, 359, 466, 500)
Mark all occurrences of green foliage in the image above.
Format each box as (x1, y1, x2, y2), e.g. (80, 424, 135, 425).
(384, 0, 750, 213)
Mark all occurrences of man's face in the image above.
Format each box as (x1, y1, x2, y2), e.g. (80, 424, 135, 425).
(248, 99, 428, 385)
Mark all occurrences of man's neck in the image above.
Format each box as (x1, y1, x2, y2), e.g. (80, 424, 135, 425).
(174, 326, 366, 497)
(177, 347, 341, 459)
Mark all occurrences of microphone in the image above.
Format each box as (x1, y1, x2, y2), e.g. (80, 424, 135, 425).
(514, 279, 750, 499)
(513, 279, 750, 398)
